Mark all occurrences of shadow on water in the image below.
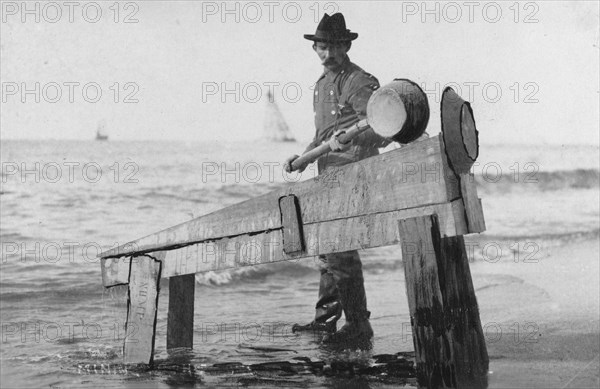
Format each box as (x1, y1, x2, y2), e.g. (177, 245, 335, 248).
(75, 346, 416, 388)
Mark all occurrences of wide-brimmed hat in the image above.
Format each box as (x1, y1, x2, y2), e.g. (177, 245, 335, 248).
(304, 13, 358, 43)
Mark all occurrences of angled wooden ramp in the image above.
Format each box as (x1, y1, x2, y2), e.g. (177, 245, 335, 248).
(99, 87, 488, 388)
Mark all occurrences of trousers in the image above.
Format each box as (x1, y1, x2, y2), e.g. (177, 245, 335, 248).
(314, 250, 369, 323)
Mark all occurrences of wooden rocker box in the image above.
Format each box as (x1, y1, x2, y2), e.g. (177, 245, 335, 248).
(98, 87, 489, 389)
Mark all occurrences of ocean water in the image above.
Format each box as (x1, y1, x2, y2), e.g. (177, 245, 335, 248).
(1, 139, 598, 388)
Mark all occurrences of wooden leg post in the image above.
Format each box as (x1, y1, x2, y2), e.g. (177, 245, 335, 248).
(398, 215, 488, 389)
(167, 274, 195, 350)
(124, 255, 162, 365)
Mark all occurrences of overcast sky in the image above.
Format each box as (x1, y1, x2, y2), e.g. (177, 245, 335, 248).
(1, 1, 598, 145)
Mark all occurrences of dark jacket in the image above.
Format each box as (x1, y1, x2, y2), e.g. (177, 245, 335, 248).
(305, 57, 390, 172)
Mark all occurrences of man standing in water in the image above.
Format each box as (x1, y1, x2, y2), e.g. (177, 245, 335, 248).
(284, 13, 390, 344)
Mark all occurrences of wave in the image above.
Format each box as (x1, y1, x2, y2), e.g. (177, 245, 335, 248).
(213, 182, 287, 199)
(133, 183, 285, 206)
(140, 188, 211, 205)
(194, 261, 316, 287)
(470, 228, 600, 245)
(463, 228, 600, 263)
(474, 168, 599, 192)
(0, 231, 36, 242)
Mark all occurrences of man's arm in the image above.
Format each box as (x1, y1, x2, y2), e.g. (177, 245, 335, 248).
(284, 136, 318, 173)
(303, 136, 320, 154)
(345, 75, 392, 149)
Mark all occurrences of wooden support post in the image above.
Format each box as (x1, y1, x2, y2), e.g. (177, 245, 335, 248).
(124, 255, 162, 365)
(279, 194, 304, 254)
(167, 274, 195, 350)
(398, 215, 488, 389)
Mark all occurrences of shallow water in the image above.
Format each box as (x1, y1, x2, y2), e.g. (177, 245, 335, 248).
(1, 140, 598, 387)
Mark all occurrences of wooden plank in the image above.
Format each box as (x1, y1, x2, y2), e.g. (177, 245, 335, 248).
(436, 235, 489, 388)
(439, 136, 461, 202)
(279, 195, 303, 254)
(398, 215, 451, 387)
(99, 135, 459, 259)
(459, 173, 486, 233)
(102, 199, 469, 287)
(123, 255, 162, 364)
(167, 274, 195, 350)
(397, 215, 488, 388)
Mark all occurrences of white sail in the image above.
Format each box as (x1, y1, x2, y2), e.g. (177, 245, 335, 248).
(96, 119, 108, 140)
(263, 91, 295, 142)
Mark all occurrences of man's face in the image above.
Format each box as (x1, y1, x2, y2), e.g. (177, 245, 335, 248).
(313, 41, 349, 71)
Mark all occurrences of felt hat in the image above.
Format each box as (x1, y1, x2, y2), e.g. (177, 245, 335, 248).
(304, 13, 358, 43)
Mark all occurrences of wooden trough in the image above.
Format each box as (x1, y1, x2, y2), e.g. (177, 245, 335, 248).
(99, 87, 488, 388)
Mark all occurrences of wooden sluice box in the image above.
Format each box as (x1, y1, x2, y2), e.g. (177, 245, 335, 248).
(99, 86, 489, 388)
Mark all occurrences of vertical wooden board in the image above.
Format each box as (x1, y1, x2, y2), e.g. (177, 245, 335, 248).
(167, 274, 195, 350)
(398, 216, 488, 388)
(124, 255, 161, 365)
(279, 195, 304, 254)
(449, 199, 469, 237)
(437, 235, 489, 388)
(398, 216, 455, 388)
(459, 173, 486, 233)
(439, 136, 462, 202)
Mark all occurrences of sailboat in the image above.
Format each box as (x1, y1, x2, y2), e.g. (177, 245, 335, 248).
(264, 91, 296, 142)
(95, 119, 108, 141)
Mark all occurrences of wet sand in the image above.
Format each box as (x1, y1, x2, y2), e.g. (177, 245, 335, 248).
(470, 238, 600, 388)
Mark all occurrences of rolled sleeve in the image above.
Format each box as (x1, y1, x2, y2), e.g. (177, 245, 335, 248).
(347, 77, 379, 119)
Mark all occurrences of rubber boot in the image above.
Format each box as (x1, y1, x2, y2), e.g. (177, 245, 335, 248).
(323, 277, 373, 344)
(292, 268, 342, 333)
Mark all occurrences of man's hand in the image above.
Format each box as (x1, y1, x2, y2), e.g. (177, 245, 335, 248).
(328, 130, 352, 152)
(283, 154, 307, 173)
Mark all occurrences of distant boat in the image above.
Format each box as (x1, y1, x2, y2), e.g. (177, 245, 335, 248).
(264, 91, 295, 142)
(95, 120, 108, 141)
